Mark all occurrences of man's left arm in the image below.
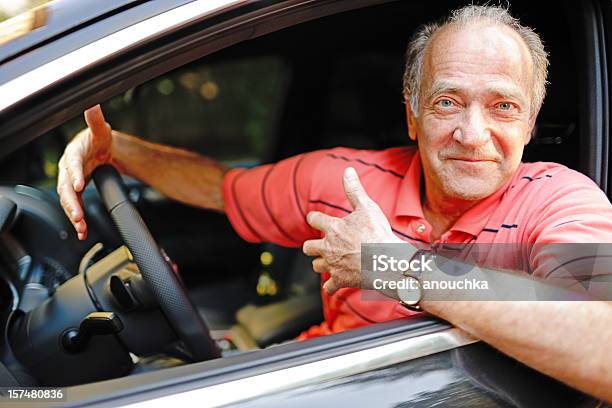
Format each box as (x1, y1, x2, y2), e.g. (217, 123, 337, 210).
(303, 167, 612, 403)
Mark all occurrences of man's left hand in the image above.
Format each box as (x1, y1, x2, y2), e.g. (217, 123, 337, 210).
(303, 167, 403, 294)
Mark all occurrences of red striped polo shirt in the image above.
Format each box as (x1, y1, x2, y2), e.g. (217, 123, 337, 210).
(222, 146, 612, 339)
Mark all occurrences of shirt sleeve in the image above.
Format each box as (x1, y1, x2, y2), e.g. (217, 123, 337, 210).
(222, 151, 327, 247)
(527, 169, 612, 245)
(527, 169, 612, 297)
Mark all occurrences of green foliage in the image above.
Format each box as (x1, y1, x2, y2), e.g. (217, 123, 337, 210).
(99, 56, 289, 163)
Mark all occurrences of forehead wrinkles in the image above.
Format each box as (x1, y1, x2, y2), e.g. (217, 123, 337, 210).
(421, 22, 533, 104)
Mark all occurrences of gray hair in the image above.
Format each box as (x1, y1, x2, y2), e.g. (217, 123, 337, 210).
(402, 5, 549, 117)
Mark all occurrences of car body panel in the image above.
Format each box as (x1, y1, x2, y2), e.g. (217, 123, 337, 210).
(230, 343, 597, 408)
(0, 0, 147, 64)
(0, 0, 205, 79)
(121, 327, 477, 407)
(59, 320, 598, 407)
(0, 0, 247, 111)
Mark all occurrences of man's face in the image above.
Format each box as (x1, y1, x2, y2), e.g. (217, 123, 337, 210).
(408, 22, 536, 204)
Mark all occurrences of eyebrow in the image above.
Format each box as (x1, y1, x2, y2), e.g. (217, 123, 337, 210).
(425, 80, 461, 101)
(425, 80, 528, 106)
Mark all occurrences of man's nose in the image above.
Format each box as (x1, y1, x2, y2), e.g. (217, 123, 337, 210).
(453, 105, 491, 147)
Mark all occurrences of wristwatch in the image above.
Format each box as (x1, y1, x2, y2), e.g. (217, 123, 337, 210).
(397, 249, 434, 311)
(397, 274, 423, 311)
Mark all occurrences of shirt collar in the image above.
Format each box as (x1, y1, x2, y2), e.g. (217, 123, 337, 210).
(394, 149, 512, 238)
(450, 178, 511, 237)
(394, 151, 425, 219)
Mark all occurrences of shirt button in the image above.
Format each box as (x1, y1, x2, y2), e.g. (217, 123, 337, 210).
(416, 223, 426, 233)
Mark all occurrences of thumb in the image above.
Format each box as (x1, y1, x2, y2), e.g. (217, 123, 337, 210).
(84, 105, 111, 140)
(343, 167, 372, 210)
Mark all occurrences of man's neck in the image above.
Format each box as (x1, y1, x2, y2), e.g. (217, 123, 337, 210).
(421, 181, 479, 242)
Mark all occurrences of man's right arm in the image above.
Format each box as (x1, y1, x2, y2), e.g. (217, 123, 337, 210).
(110, 130, 229, 212)
(57, 105, 228, 240)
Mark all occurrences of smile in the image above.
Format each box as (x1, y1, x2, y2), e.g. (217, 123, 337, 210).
(448, 158, 497, 163)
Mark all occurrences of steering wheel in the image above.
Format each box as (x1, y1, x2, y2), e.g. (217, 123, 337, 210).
(92, 165, 220, 361)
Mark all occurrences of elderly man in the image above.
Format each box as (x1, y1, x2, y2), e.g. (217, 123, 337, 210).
(57, 5, 612, 402)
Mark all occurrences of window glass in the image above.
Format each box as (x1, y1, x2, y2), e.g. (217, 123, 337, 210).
(104, 55, 288, 163)
(0, 55, 289, 186)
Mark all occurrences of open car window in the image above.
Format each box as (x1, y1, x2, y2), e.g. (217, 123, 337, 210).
(101, 55, 289, 164)
(0, 54, 289, 187)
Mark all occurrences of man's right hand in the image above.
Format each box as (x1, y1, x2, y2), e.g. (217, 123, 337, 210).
(57, 105, 113, 240)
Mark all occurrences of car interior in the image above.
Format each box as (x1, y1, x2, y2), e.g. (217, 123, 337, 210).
(0, 0, 597, 389)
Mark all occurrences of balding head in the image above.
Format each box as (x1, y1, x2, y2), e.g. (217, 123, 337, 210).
(403, 5, 549, 119)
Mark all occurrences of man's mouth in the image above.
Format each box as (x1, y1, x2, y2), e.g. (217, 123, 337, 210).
(447, 157, 497, 163)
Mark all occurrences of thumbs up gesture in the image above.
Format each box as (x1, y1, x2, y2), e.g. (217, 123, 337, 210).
(303, 167, 404, 294)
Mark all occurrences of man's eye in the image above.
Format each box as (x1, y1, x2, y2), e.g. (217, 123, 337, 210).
(437, 99, 453, 108)
(497, 102, 514, 111)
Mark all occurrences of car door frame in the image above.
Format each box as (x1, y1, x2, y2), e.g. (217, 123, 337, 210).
(64, 317, 477, 407)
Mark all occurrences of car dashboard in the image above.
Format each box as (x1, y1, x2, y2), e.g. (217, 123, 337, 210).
(0, 184, 91, 344)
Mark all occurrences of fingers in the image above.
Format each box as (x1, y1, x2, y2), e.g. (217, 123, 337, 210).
(56, 105, 108, 242)
(84, 105, 111, 140)
(306, 211, 338, 233)
(75, 194, 87, 241)
(57, 157, 82, 220)
(303, 238, 325, 256)
(57, 156, 87, 240)
(343, 167, 373, 209)
(311, 257, 328, 273)
(74, 220, 88, 241)
(73, 105, 112, 191)
(65, 151, 85, 192)
(323, 277, 340, 294)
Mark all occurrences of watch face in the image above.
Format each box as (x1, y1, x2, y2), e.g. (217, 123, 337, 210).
(397, 277, 421, 305)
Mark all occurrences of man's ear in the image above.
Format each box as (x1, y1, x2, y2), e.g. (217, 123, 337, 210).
(405, 100, 418, 142)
